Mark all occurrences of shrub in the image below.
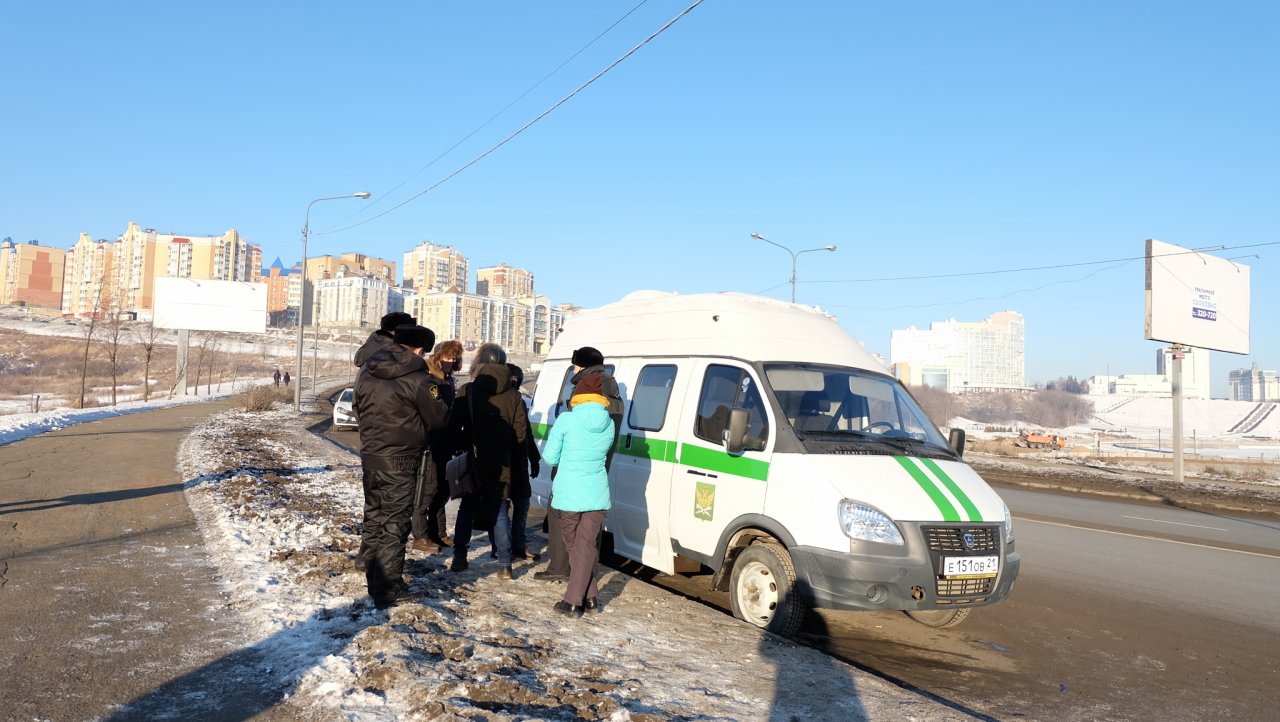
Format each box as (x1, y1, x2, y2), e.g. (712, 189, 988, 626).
(232, 385, 291, 412)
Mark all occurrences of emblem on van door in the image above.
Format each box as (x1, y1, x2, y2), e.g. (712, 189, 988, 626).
(694, 482, 716, 521)
(963, 532, 976, 550)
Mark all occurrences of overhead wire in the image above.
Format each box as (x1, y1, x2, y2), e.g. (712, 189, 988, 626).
(319, 0, 652, 232)
(319, 0, 706, 237)
(804, 241, 1279, 285)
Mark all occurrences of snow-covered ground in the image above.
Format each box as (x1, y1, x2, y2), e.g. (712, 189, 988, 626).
(0, 387, 964, 719)
(161, 401, 972, 720)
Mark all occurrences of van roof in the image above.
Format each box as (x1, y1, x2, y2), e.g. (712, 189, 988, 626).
(548, 291, 886, 371)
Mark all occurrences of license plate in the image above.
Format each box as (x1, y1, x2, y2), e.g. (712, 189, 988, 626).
(943, 555, 999, 578)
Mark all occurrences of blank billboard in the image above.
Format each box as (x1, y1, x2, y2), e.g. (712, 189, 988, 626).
(1145, 239, 1250, 354)
(153, 277, 268, 333)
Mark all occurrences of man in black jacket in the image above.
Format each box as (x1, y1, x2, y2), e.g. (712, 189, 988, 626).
(353, 324, 449, 609)
(535, 346, 623, 582)
(354, 311, 415, 368)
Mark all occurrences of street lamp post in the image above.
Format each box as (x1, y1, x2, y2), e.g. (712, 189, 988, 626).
(750, 232, 837, 303)
(295, 192, 371, 411)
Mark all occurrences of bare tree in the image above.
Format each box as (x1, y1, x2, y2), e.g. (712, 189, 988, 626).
(77, 277, 108, 409)
(130, 319, 163, 402)
(98, 288, 130, 406)
(205, 336, 222, 395)
(907, 384, 955, 428)
(193, 333, 215, 394)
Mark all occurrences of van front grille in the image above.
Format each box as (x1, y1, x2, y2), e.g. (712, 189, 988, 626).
(936, 577, 995, 598)
(922, 525, 1000, 554)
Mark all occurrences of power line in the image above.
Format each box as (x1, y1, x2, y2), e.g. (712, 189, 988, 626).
(319, 0, 652, 233)
(819, 260, 1134, 312)
(319, 0, 706, 237)
(805, 241, 1279, 285)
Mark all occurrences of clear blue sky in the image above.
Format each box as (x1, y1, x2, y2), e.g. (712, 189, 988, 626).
(4, 1, 1276, 396)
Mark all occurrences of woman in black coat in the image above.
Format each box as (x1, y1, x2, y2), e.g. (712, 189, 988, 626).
(448, 344, 528, 578)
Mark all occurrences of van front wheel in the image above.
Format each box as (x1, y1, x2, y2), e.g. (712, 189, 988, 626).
(729, 543, 805, 637)
(904, 608, 970, 628)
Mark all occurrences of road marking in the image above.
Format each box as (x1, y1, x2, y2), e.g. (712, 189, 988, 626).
(1120, 515, 1229, 531)
(1015, 517, 1280, 559)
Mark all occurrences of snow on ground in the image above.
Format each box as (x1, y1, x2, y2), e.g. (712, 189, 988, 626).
(158, 401, 966, 721)
(0, 382, 244, 447)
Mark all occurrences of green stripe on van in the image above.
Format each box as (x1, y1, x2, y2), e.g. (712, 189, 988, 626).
(895, 456, 960, 522)
(617, 436, 678, 463)
(919, 457, 983, 522)
(531, 421, 550, 440)
(679, 443, 770, 481)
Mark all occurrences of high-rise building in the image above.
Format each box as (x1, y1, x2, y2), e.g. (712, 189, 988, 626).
(62, 233, 117, 317)
(315, 274, 390, 330)
(262, 258, 299, 327)
(388, 286, 418, 318)
(477, 263, 534, 299)
(1229, 363, 1280, 401)
(305, 253, 396, 285)
(416, 290, 534, 354)
(890, 311, 1026, 392)
(0, 239, 65, 309)
(403, 242, 468, 293)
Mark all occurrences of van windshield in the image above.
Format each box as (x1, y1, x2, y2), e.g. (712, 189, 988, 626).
(764, 364, 950, 450)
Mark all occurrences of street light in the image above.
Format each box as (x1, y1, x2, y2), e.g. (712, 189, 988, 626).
(750, 232, 837, 303)
(295, 192, 371, 411)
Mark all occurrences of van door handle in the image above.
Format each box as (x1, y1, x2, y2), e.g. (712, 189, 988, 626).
(687, 469, 717, 479)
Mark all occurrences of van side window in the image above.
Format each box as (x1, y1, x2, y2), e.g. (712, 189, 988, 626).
(694, 365, 769, 446)
(627, 365, 677, 431)
(555, 364, 616, 416)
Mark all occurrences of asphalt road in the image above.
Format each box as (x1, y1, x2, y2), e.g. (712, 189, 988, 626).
(0, 399, 285, 721)
(322, 400, 1280, 721)
(627, 486, 1280, 721)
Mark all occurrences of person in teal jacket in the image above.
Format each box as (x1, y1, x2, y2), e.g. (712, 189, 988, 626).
(542, 373, 615, 616)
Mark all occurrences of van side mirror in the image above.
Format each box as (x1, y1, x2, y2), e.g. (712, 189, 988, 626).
(948, 427, 966, 458)
(724, 407, 750, 454)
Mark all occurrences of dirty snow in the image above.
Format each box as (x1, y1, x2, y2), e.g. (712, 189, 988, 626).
(159, 401, 966, 721)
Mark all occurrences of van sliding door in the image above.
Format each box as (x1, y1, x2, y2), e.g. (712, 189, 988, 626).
(610, 362, 687, 572)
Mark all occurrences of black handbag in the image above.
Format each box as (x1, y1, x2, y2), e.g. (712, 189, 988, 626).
(446, 387, 483, 500)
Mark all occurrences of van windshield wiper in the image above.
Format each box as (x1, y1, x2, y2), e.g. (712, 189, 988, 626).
(798, 429, 955, 458)
(869, 435, 956, 459)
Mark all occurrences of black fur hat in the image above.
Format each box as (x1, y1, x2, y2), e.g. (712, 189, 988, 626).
(393, 324, 435, 351)
(571, 346, 604, 368)
(380, 311, 415, 333)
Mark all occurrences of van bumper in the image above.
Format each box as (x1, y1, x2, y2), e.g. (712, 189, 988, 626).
(789, 543, 1020, 613)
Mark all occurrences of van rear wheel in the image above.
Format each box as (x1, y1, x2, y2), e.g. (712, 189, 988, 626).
(729, 543, 805, 638)
(904, 608, 971, 628)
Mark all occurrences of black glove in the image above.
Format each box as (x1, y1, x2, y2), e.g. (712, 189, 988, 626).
(530, 460, 540, 478)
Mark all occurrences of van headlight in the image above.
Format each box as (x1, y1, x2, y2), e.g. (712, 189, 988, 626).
(1003, 502, 1014, 543)
(839, 500, 904, 546)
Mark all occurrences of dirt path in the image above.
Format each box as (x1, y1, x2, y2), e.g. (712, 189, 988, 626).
(0, 400, 285, 721)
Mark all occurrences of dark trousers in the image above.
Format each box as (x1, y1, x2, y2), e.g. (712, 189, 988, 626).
(410, 457, 449, 542)
(543, 497, 571, 574)
(360, 454, 419, 599)
(559, 509, 606, 606)
(452, 494, 501, 564)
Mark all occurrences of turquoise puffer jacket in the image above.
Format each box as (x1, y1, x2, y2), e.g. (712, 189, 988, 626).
(544, 401, 614, 512)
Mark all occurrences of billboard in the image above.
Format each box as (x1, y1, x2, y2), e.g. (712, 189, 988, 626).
(153, 277, 268, 333)
(1145, 239, 1250, 354)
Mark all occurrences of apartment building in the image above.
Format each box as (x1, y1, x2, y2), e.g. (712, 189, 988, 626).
(890, 311, 1026, 392)
(314, 274, 390, 331)
(416, 291, 535, 354)
(61, 233, 117, 317)
(476, 264, 534, 299)
(305, 253, 396, 285)
(1229, 363, 1280, 401)
(0, 239, 65, 310)
(403, 242, 468, 293)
